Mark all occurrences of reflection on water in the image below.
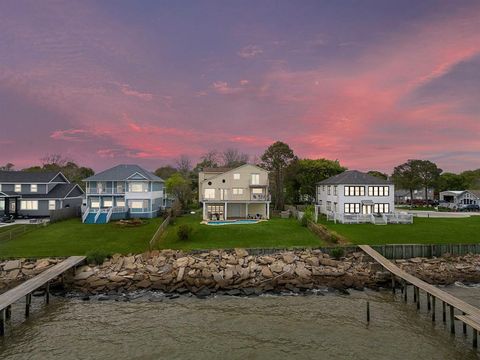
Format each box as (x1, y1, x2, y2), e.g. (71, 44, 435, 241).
(1, 286, 479, 360)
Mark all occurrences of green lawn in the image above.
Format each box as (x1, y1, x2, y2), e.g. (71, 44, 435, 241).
(0, 225, 23, 234)
(319, 216, 480, 245)
(0, 218, 162, 258)
(157, 214, 323, 250)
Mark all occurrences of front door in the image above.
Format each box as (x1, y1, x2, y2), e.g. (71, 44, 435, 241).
(362, 205, 372, 214)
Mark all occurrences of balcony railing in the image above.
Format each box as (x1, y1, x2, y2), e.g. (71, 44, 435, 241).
(87, 188, 126, 194)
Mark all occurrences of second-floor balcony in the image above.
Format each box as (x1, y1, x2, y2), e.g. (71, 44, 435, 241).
(87, 188, 125, 195)
(201, 193, 271, 202)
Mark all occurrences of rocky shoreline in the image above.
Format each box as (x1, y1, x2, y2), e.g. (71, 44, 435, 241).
(1, 250, 479, 297)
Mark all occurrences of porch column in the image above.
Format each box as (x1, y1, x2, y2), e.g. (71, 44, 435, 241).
(266, 203, 270, 219)
(203, 202, 206, 220)
(224, 202, 228, 220)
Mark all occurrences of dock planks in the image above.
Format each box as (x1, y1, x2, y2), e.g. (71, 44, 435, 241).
(0, 256, 85, 312)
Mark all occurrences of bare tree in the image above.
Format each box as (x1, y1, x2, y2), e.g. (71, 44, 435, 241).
(0, 163, 14, 171)
(222, 148, 249, 168)
(175, 154, 192, 176)
(41, 154, 70, 167)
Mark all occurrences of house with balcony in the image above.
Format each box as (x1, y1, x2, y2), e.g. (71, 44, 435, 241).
(0, 170, 84, 219)
(315, 170, 412, 224)
(198, 164, 270, 221)
(82, 164, 166, 224)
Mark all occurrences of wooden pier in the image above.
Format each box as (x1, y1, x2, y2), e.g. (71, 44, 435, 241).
(0, 256, 85, 336)
(360, 245, 480, 349)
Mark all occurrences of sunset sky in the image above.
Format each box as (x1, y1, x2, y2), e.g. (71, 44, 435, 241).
(1, 0, 479, 173)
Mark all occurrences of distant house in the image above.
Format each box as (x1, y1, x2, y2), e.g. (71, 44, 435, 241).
(439, 190, 480, 209)
(0, 171, 84, 218)
(315, 170, 412, 224)
(394, 188, 435, 204)
(198, 164, 270, 221)
(82, 164, 166, 224)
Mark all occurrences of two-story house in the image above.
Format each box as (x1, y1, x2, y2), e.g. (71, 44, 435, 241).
(0, 171, 84, 219)
(82, 164, 166, 224)
(315, 170, 409, 224)
(198, 164, 270, 221)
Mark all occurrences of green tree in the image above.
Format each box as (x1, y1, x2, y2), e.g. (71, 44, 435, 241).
(367, 170, 388, 180)
(460, 169, 480, 189)
(437, 172, 468, 192)
(154, 165, 177, 180)
(261, 141, 297, 210)
(415, 160, 442, 200)
(165, 172, 192, 209)
(287, 159, 346, 203)
(392, 160, 422, 206)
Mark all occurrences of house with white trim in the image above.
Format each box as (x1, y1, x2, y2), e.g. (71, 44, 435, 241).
(198, 164, 270, 221)
(82, 164, 166, 224)
(0, 170, 84, 218)
(315, 170, 412, 224)
(439, 190, 480, 209)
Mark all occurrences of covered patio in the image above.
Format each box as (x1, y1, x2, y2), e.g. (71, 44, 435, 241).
(202, 201, 270, 221)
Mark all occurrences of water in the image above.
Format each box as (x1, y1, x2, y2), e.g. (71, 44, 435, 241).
(1, 287, 479, 359)
(207, 220, 259, 225)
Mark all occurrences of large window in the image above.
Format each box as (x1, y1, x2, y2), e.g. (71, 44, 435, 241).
(0, 199, 4, 211)
(14, 184, 21, 192)
(129, 182, 146, 192)
(344, 203, 360, 213)
(368, 186, 390, 196)
(117, 200, 126, 207)
(327, 186, 331, 195)
(232, 188, 244, 195)
(334, 186, 338, 196)
(344, 186, 365, 196)
(326, 201, 331, 211)
(251, 174, 260, 185)
(233, 173, 240, 180)
(48, 200, 56, 210)
(129, 200, 146, 209)
(103, 200, 113, 207)
(20, 200, 38, 210)
(204, 189, 215, 199)
(252, 188, 263, 194)
(90, 198, 100, 208)
(374, 203, 390, 213)
(31, 184, 37, 192)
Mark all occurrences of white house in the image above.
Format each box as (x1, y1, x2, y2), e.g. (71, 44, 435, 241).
(439, 190, 480, 209)
(315, 170, 412, 224)
(198, 164, 270, 221)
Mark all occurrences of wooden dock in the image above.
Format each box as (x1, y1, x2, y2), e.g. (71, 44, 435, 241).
(0, 256, 85, 336)
(360, 245, 480, 349)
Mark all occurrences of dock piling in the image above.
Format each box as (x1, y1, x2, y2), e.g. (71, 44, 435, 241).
(427, 293, 431, 311)
(25, 293, 31, 318)
(404, 283, 408, 302)
(6, 305, 11, 320)
(45, 281, 50, 305)
(450, 305, 455, 334)
(432, 296, 436, 322)
(443, 302, 446, 323)
(463, 312, 467, 335)
(416, 288, 420, 310)
(0, 309, 5, 336)
(473, 329, 478, 349)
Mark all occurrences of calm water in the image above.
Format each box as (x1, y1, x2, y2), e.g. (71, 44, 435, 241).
(1, 286, 479, 359)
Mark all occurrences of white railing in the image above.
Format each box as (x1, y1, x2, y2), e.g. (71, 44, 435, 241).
(112, 206, 128, 213)
(106, 207, 113, 223)
(82, 207, 90, 223)
(94, 210, 101, 223)
(326, 212, 413, 225)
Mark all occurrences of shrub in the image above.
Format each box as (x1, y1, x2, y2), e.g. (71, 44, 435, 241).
(85, 250, 111, 265)
(177, 224, 193, 241)
(330, 247, 345, 260)
(300, 214, 309, 227)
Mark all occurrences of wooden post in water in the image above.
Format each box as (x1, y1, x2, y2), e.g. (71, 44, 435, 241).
(45, 281, 50, 305)
(427, 293, 431, 311)
(25, 293, 32, 318)
(473, 329, 478, 349)
(404, 283, 408, 302)
(449, 305, 455, 334)
(391, 275, 395, 294)
(5, 305, 11, 320)
(462, 312, 467, 335)
(413, 286, 417, 302)
(443, 302, 446, 323)
(432, 296, 436, 322)
(0, 309, 5, 336)
(366, 301, 370, 323)
(416, 288, 420, 310)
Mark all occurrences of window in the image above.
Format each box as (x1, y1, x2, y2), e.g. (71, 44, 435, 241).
(15, 184, 21, 192)
(334, 186, 338, 196)
(117, 200, 126, 207)
(31, 184, 37, 192)
(344, 203, 360, 213)
(20, 200, 38, 210)
(344, 186, 365, 196)
(103, 200, 113, 207)
(251, 174, 260, 185)
(328, 186, 331, 195)
(374, 203, 390, 213)
(368, 186, 390, 197)
(326, 201, 331, 211)
(116, 183, 125, 193)
(204, 189, 215, 199)
(252, 188, 263, 194)
(129, 200, 145, 209)
(232, 188, 244, 195)
(129, 182, 145, 192)
(233, 173, 240, 180)
(0, 199, 4, 211)
(48, 200, 56, 210)
(91, 199, 100, 208)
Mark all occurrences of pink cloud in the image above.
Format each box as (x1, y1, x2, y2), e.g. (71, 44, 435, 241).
(238, 45, 263, 59)
(119, 84, 153, 101)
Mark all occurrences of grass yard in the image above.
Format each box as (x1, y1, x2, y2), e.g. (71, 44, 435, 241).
(0, 218, 162, 258)
(319, 216, 480, 245)
(0, 224, 23, 234)
(158, 214, 323, 250)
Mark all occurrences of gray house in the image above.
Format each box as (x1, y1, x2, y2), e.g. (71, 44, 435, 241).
(439, 190, 480, 209)
(315, 170, 412, 224)
(0, 171, 84, 218)
(82, 164, 166, 224)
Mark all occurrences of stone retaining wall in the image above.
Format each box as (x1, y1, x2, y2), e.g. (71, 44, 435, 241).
(1, 250, 479, 296)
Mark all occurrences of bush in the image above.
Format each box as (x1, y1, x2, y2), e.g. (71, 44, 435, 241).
(330, 247, 345, 260)
(177, 224, 193, 241)
(85, 250, 111, 265)
(300, 214, 309, 227)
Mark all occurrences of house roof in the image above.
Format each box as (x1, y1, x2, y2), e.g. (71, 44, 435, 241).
(468, 190, 480, 198)
(200, 164, 267, 183)
(21, 183, 84, 199)
(0, 170, 66, 183)
(317, 170, 392, 185)
(202, 167, 234, 173)
(84, 164, 163, 182)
